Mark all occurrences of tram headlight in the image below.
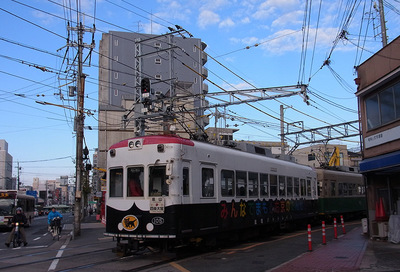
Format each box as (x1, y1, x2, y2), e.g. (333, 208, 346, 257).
(146, 223, 154, 232)
(110, 149, 116, 157)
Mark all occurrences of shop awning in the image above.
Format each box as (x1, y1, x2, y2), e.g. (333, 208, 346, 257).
(360, 150, 400, 173)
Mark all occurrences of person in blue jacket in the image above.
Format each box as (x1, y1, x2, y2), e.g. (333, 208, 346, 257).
(47, 207, 63, 231)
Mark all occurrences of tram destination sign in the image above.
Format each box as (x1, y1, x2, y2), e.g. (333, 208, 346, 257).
(150, 197, 164, 213)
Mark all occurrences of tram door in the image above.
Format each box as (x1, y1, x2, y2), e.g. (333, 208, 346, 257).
(181, 162, 191, 204)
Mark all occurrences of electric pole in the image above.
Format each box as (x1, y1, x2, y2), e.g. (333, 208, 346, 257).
(74, 22, 85, 236)
(378, 0, 388, 47)
(280, 105, 285, 156)
(66, 17, 95, 237)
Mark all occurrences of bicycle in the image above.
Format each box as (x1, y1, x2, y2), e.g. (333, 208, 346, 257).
(50, 217, 62, 240)
(12, 222, 23, 248)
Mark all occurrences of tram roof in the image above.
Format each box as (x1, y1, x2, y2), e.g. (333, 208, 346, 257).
(109, 135, 195, 150)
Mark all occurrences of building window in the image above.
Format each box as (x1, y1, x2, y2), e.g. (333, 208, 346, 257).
(114, 72, 118, 79)
(114, 55, 119, 61)
(114, 39, 118, 46)
(155, 74, 162, 80)
(365, 81, 400, 130)
(155, 58, 161, 64)
(193, 45, 196, 52)
(194, 77, 197, 84)
(154, 42, 161, 48)
(114, 89, 118, 96)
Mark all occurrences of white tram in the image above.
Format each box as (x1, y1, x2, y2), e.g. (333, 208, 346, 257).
(104, 135, 318, 250)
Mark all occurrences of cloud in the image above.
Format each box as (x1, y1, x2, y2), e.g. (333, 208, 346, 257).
(271, 10, 303, 28)
(259, 27, 342, 55)
(222, 81, 255, 91)
(198, 10, 220, 29)
(230, 36, 260, 46)
(253, 0, 301, 20)
(219, 18, 235, 28)
(142, 22, 164, 35)
(241, 17, 251, 24)
(32, 10, 56, 26)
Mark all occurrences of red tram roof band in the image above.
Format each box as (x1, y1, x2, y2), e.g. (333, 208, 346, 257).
(109, 135, 195, 150)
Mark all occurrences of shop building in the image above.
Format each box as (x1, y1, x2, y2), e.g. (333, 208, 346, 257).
(355, 35, 400, 239)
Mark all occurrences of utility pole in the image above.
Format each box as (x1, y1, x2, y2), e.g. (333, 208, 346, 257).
(378, 0, 388, 47)
(67, 17, 95, 237)
(73, 22, 85, 237)
(280, 105, 285, 156)
(16, 162, 20, 190)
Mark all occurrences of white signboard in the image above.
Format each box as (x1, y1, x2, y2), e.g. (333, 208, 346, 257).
(150, 197, 164, 214)
(365, 126, 400, 148)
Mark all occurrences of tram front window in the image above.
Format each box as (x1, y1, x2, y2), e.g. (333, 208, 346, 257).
(127, 167, 144, 197)
(149, 166, 169, 196)
(109, 168, 123, 197)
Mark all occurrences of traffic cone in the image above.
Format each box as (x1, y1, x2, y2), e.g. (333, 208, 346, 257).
(375, 197, 387, 221)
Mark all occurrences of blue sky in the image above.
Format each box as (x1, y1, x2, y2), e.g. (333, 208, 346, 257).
(1, 0, 399, 185)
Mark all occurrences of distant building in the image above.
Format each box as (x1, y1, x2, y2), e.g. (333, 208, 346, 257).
(291, 144, 361, 170)
(97, 31, 209, 171)
(0, 140, 13, 189)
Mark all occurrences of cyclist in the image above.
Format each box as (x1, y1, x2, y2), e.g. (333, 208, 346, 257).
(47, 207, 63, 232)
(5, 207, 28, 247)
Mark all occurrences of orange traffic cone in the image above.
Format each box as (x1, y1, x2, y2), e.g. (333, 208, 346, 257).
(375, 197, 388, 221)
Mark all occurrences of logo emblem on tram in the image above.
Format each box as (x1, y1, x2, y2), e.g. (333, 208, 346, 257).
(121, 215, 139, 231)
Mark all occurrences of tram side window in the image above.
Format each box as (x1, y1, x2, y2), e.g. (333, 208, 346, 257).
(260, 173, 268, 197)
(183, 167, 189, 196)
(358, 184, 365, 195)
(287, 177, 293, 197)
(270, 175, 277, 198)
(330, 181, 336, 196)
(300, 178, 306, 196)
(279, 176, 286, 198)
(306, 178, 311, 197)
(236, 171, 247, 197)
(221, 170, 234, 196)
(339, 183, 349, 196)
(149, 166, 169, 196)
(202, 168, 214, 197)
(322, 179, 329, 196)
(127, 166, 144, 197)
(348, 183, 355, 196)
(294, 177, 300, 197)
(248, 172, 259, 197)
(109, 168, 123, 197)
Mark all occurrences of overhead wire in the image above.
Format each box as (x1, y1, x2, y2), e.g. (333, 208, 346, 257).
(2, 0, 366, 147)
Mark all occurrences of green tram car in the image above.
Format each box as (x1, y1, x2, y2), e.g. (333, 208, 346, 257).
(316, 168, 366, 219)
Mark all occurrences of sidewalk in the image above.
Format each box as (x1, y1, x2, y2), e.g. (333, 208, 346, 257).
(63, 215, 106, 243)
(270, 226, 400, 272)
(62, 218, 400, 271)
